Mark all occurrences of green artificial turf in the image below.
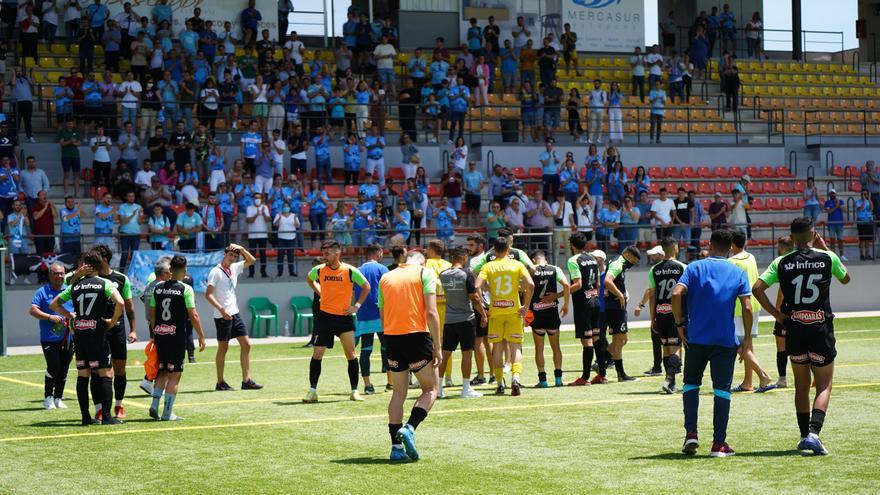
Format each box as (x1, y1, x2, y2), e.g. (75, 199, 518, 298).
(0, 318, 878, 494)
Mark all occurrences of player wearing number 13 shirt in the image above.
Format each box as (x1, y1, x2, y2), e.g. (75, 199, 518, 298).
(753, 217, 850, 456)
(50, 250, 124, 426)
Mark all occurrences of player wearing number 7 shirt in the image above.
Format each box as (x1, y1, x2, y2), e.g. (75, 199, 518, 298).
(475, 236, 534, 397)
(753, 218, 850, 456)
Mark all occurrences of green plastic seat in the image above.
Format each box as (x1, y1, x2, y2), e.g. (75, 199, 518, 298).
(248, 297, 279, 337)
(290, 296, 315, 337)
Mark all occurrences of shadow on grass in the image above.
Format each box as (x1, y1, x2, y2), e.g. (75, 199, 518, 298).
(2, 407, 46, 412)
(29, 418, 162, 427)
(273, 399, 350, 406)
(631, 450, 799, 460)
(619, 391, 671, 396)
(331, 457, 413, 465)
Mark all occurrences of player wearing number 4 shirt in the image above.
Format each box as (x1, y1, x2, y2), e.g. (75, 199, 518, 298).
(148, 256, 206, 421)
(51, 250, 125, 426)
(753, 218, 850, 456)
(566, 232, 601, 386)
(475, 236, 534, 397)
(648, 237, 686, 394)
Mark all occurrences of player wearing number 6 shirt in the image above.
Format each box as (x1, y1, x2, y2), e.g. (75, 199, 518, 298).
(50, 250, 125, 426)
(648, 237, 687, 394)
(528, 250, 569, 388)
(566, 232, 601, 386)
(304, 240, 371, 404)
(753, 218, 850, 456)
(148, 256, 206, 421)
(476, 236, 534, 397)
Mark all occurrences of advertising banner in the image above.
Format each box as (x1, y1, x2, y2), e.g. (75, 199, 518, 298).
(127, 249, 225, 296)
(562, 0, 645, 52)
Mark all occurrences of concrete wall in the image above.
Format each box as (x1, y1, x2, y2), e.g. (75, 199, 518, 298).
(818, 145, 880, 170)
(7, 259, 879, 347)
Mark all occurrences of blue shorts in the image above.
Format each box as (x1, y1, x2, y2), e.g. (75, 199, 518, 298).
(544, 109, 560, 128)
(522, 111, 536, 126)
(378, 68, 395, 84)
(828, 223, 844, 239)
(355, 318, 383, 337)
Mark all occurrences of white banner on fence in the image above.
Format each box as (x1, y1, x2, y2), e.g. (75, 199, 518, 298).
(562, 0, 645, 52)
(99, 0, 279, 40)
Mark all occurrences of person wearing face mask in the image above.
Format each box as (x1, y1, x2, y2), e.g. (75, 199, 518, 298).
(245, 192, 271, 278)
(274, 201, 301, 277)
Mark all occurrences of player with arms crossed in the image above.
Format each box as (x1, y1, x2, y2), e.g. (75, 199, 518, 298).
(51, 250, 125, 426)
(566, 232, 601, 386)
(753, 218, 850, 455)
(528, 250, 569, 388)
(148, 256, 207, 421)
(304, 240, 371, 403)
(476, 236, 534, 396)
(647, 237, 687, 393)
(379, 250, 441, 461)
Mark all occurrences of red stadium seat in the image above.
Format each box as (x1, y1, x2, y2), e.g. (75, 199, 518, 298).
(793, 182, 806, 193)
(700, 199, 712, 211)
(387, 167, 405, 180)
(765, 197, 781, 210)
(648, 166, 664, 178)
(759, 166, 776, 178)
(782, 197, 797, 210)
(745, 165, 760, 177)
(649, 182, 661, 194)
(713, 166, 731, 178)
(301, 204, 310, 216)
(851, 181, 862, 192)
(698, 182, 714, 195)
(665, 168, 681, 178)
(763, 181, 779, 194)
(748, 182, 764, 194)
(523, 184, 539, 196)
(170, 204, 185, 214)
(427, 184, 442, 197)
(325, 185, 343, 198)
(776, 166, 793, 178)
(715, 182, 732, 194)
(750, 198, 766, 210)
(681, 166, 698, 179)
(831, 165, 845, 177)
(528, 167, 543, 179)
(697, 166, 713, 178)
(511, 167, 527, 179)
(778, 182, 794, 194)
(796, 196, 805, 208)
(680, 182, 695, 192)
(344, 185, 359, 197)
(728, 166, 743, 177)
(92, 186, 108, 200)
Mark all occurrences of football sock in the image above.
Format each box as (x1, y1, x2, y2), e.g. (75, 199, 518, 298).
(347, 358, 359, 390)
(797, 411, 810, 438)
(582, 347, 594, 379)
(359, 346, 372, 378)
(809, 408, 826, 435)
(712, 389, 731, 444)
(538, 371, 547, 383)
(461, 376, 471, 391)
(614, 359, 625, 376)
(90, 373, 101, 406)
(493, 367, 504, 385)
(44, 374, 54, 398)
(76, 376, 90, 421)
(309, 358, 321, 389)
(162, 393, 176, 420)
(511, 362, 522, 382)
(553, 369, 563, 379)
(407, 406, 428, 430)
(114, 374, 127, 403)
(651, 331, 662, 370)
(389, 423, 403, 446)
(151, 387, 164, 411)
(776, 351, 788, 378)
(100, 377, 113, 422)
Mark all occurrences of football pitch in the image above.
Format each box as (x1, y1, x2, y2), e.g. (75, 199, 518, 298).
(1, 317, 879, 495)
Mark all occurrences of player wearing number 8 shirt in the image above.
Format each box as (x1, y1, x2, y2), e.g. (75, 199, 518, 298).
(648, 237, 687, 394)
(528, 250, 569, 388)
(50, 250, 125, 426)
(753, 218, 850, 456)
(148, 256, 207, 421)
(475, 236, 535, 397)
(565, 232, 601, 386)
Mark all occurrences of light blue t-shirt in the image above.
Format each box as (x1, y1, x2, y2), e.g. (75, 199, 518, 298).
(539, 150, 560, 175)
(60, 207, 81, 235)
(649, 89, 666, 116)
(94, 204, 115, 233)
(430, 61, 449, 85)
(560, 168, 579, 193)
(148, 215, 170, 244)
(180, 30, 199, 55)
(364, 135, 384, 160)
(463, 171, 483, 194)
(175, 212, 202, 240)
(241, 132, 262, 158)
(354, 260, 387, 322)
(677, 256, 751, 348)
(449, 86, 470, 113)
(597, 208, 620, 237)
(584, 167, 605, 196)
(117, 203, 142, 234)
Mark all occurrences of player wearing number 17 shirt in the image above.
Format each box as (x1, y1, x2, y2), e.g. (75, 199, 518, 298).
(50, 250, 125, 426)
(753, 217, 850, 456)
(476, 236, 534, 397)
(648, 237, 687, 394)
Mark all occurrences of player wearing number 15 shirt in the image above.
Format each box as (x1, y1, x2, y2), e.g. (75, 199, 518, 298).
(753, 217, 850, 456)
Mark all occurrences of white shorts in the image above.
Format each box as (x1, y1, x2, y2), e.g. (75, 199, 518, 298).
(734, 315, 759, 339)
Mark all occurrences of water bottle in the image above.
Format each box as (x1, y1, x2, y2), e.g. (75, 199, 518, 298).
(284, 321, 290, 336)
(157, 107, 166, 126)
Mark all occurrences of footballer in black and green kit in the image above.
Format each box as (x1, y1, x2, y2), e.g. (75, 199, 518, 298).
(50, 250, 125, 425)
(753, 217, 850, 456)
(603, 246, 641, 382)
(648, 237, 687, 393)
(529, 250, 569, 388)
(566, 232, 601, 386)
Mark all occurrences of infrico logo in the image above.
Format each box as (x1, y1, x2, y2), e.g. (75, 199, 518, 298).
(573, 0, 621, 7)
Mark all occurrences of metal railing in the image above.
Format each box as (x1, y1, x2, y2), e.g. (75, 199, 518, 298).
(677, 27, 845, 63)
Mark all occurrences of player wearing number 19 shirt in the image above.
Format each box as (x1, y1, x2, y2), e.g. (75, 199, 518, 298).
(648, 237, 686, 394)
(753, 217, 850, 456)
(566, 232, 601, 386)
(50, 250, 124, 426)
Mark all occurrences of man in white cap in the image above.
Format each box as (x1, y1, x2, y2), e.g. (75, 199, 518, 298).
(635, 244, 666, 376)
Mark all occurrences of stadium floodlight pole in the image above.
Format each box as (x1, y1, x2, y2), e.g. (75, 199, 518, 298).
(0, 246, 6, 356)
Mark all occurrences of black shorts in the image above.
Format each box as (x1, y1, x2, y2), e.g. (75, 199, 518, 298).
(573, 300, 599, 339)
(215, 313, 248, 342)
(73, 322, 111, 370)
(530, 307, 561, 333)
(465, 193, 481, 213)
(329, 117, 345, 127)
(655, 314, 680, 346)
(291, 158, 307, 175)
(773, 321, 786, 338)
(606, 308, 628, 335)
(61, 156, 81, 172)
(475, 316, 488, 338)
(155, 332, 187, 373)
(442, 320, 476, 352)
(785, 321, 836, 367)
(858, 222, 874, 240)
(106, 327, 127, 360)
(385, 332, 434, 373)
(314, 311, 355, 348)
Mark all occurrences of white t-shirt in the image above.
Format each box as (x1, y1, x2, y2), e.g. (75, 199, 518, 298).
(372, 44, 397, 70)
(135, 170, 156, 188)
(118, 80, 142, 108)
(206, 260, 245, 318)
(552, 200, 574, 228)
(249, 83, 268, 103)
(246, 204, 270, 239)
(41, 1, 59, 25)
(285, 40, 305, 64)
(650, 198, 675, 224)
(576, 202, 594, 232)
(646, 53, 664, 76)
(274, 213, 298, 240)
(89, 136, 112, 162)
(65, 0, 84, 22)
(271, 138, 285, 165)
(452, 145, 467, 170)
